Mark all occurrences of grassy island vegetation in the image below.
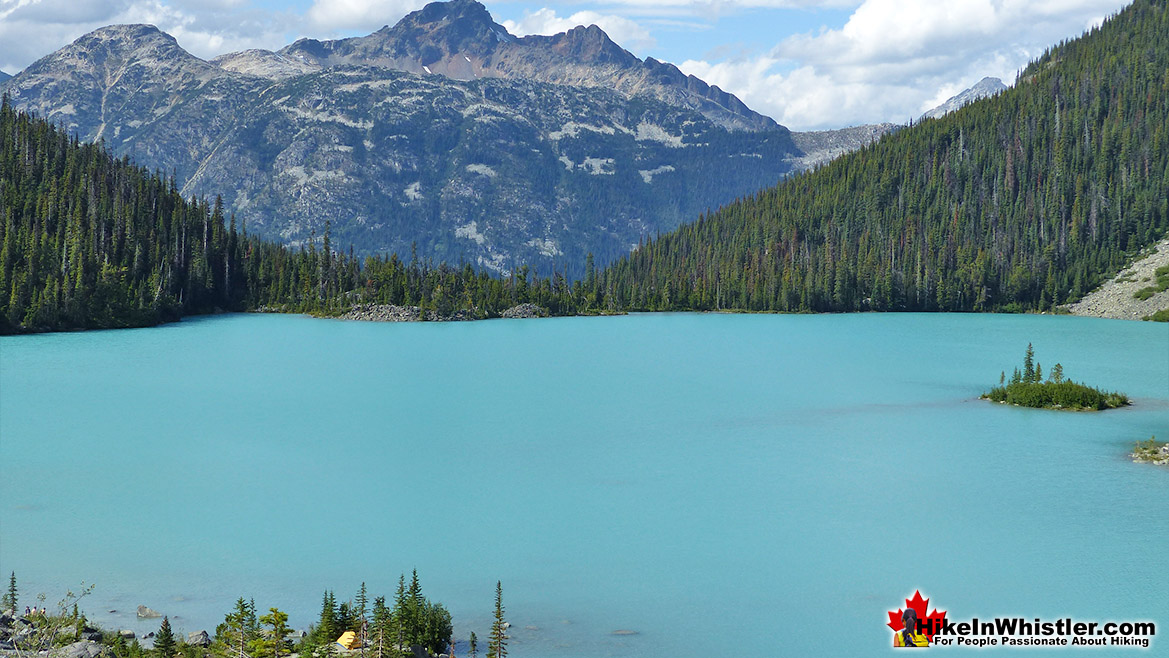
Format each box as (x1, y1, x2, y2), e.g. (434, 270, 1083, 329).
(982, 344, 1130, 410)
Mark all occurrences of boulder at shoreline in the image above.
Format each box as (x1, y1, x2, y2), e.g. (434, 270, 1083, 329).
(136, 605, 161, 619)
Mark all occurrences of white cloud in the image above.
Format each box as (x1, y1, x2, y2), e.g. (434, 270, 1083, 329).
(0, 0, 297, 72)
(304, 0, 426, 33)
(565, 0, 854, 9)
(680, 0, 1130, 130)
(501, 8, 656, 54)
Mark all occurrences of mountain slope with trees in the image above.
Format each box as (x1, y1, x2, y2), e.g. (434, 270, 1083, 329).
(0, 99, 583, 334)
(589, 0, 1169, 314)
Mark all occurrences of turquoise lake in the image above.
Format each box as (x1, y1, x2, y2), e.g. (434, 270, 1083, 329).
(1, 312, 1167, 656)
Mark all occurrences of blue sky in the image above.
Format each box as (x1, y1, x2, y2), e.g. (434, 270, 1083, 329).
(0, 0, 1131, 130)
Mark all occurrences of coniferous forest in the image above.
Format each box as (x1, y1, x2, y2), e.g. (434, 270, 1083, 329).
(1, 0, 1166, 334)
(595, 0, 1169, 313)
(0, 99, 581, 333)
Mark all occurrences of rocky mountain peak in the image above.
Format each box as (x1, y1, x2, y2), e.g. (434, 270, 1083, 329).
(272, 0, 773, 131)
(408, 0, 496, 27)
(531, 24, 637, 67)
(386, 0, 514, 62)
(15, 23, 213, 80)
(922, 76, 1007, 120)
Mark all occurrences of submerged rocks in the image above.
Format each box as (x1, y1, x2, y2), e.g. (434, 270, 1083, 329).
(118, 630, 136, 639)
(501, 303, 548, 319)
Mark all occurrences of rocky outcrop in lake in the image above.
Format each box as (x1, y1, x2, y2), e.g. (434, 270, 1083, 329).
(135, 605, 161, 619)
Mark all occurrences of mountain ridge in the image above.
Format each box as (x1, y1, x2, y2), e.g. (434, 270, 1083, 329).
(0, 12, 801, 275)
(274, 0, 776, 132)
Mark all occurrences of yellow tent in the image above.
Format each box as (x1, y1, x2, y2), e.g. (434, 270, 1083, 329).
(335, 631, 359, 650)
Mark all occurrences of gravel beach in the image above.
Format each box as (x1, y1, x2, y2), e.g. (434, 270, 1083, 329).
(1065, 238, 1169, 320)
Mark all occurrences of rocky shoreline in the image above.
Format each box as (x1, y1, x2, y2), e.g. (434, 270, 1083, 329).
(337, 303, 548, 322)
(1064, 237, 1169, 320)
(1131, 438, 1169, 465)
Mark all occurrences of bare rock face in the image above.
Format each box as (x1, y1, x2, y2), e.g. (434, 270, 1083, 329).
(789, 123, 900, 169)
(277, 0, 775, 133)
(210, 50, 320, 79)
(921, 77, 1007, 120)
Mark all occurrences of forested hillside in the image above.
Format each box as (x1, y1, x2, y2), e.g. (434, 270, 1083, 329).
(591, 0, 1169, 313)
(0, 99, 577, 333)
(3, 0, 1165, 333)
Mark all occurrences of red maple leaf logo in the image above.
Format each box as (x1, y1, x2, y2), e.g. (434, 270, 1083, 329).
(887, 590, 947, 642)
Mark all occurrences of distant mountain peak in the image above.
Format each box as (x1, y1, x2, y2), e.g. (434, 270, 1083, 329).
(411, 0, 495, 25)
(525, 24, 637, 66)
(276, 0, 773, 131)
(922, 76, 1007, 119)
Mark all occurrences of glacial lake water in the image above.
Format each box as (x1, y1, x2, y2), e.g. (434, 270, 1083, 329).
(1, 312, 1167, 656)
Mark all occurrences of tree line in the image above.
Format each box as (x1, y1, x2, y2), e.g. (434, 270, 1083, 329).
(1, 572, 509, 658)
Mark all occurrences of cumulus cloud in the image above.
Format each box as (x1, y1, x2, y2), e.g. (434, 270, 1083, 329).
(567, 0, 853, 10)
(681, 0, 1129, 130)
(0, 0, 297, 72)
(501, 8, 656, 54)
(304, 0, 427, 33)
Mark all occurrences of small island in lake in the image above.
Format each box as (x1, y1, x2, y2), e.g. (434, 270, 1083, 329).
(1131, 437, 1169, 465)
(981, 344, 1130, 411)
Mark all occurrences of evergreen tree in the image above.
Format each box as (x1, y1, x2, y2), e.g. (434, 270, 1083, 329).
(469, 632, 477, 658)
(370, 597, 389, 658)
(155, 617, 177, 658)
(317, 591, 338, 644)
(259, 609, 291, 658)
(355, 583, 368, 630)
(353, 582, 367, 658)
(406, 570, 422, 646)
(487, 582, 506, 658)
(1023, 344, 1036, 382)
(1050, 363, 1064, 384)
(392, 576, 407, 655)
(2, 572, 15, 612)
(215, 598, 256, 658)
